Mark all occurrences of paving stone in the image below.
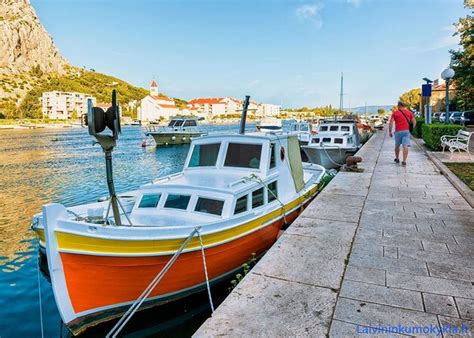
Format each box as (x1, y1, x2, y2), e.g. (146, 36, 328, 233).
(446, 243, 474, 257)
(386, 271, 474, 299)
(344, 265, 386, 286)
(340, 280, 424, 311)
(423, 293, 459, 318)
(384, 246, 398, 259)
(455, 297, 474, 320)
(194, 273, 337, 337)
(333, 297, 439, 329)
(437, 316, 474, 338)
(253, 224, 356, 289)
(349, 254, 429, 275)
(398, 248, 474, 270)
(423, 240, 450, 253)
(329, 319, 409, 337)
(427, 261, 474, 282)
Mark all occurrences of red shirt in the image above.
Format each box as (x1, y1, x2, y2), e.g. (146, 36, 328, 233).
(392, 108, 414, 132)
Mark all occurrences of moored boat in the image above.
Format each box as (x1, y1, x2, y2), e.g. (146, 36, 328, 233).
(302, 119, 362, 169)
(145, 117, 205, 146)
(289, 120, 314, 146)
(256, 117, 282, 132)
(32, 96, 326, 335)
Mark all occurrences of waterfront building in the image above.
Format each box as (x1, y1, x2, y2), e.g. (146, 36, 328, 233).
(41, 91, 96, 119)
(138, 80, 179, 122)
(431, 78, 457, 113)
(257, 103, 281, 117)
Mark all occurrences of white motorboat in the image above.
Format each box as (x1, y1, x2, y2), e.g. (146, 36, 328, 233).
(256, 118, 282, 132)
(289, 121, 314, 145)
(145, 117, 206, 146)
(302, 119, 362, 169)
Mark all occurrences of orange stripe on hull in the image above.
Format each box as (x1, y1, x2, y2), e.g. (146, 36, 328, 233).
(60, 213, 298, 316)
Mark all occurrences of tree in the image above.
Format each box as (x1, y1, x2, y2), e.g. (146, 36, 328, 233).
(450, 3, 473, 111)
(377, 108, 385, 116)
(399, 88, 421, 111)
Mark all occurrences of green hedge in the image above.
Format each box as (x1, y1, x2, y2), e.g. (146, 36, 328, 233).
(422, 123, 464, 150)
(411, 117, 424, 138)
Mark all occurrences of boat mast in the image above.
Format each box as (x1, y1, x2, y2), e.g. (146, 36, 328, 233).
(239, 95, 250, 134)
(339, 72, 344, 118)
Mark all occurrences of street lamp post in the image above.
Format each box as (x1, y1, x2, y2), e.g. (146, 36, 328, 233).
(441, 67, 455, 124)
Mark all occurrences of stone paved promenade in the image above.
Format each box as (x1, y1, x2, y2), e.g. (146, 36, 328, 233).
(195, 130, 474, 337)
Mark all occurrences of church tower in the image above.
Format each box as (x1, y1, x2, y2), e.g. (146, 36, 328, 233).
(150, 79, 158, 96)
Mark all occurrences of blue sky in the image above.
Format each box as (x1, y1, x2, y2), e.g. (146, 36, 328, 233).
(31, 0, 468, 108)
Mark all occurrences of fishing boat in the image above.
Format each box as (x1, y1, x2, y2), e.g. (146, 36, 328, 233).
(32, 95, 326, 335)
(289, 120, 314, 146)
(256, 117, 282, 132)
(145, 117, 205, 146)
(302, 119, 362, 169)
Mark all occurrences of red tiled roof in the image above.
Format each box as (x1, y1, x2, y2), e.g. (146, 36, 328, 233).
(188, 98, 224, 105)
(159, 104, 177, 108)
(151, 80, 158, 87)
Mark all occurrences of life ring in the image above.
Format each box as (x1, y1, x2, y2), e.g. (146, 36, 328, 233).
(280, 146, 285, 161)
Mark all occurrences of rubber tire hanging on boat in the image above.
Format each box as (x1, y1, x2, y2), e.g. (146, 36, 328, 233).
(280, 146, 285, 161)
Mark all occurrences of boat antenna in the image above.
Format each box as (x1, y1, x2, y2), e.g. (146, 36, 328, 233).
(239, 95, 250, 134)
(83, 89, 122, 225)
(338, 72, 344, 120)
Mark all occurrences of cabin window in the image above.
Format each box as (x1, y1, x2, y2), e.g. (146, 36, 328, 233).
(195, 197, 224, 216)
(268, 181, 278, 202)
(252, 188, 264, 208)
(168, 120, 177, 127)
(290, 125, 297, 131)
(320, 126, 328, 131)
(183, 120, 197, 127)
(164, 194, 191, 210)
(269, 143, 276, 169)
(348, 137, 353, 144)
(341, 126, 350, 132)
(322, 137, 331, 143)
(224, 143, 262, 169)
(312, 138, 320, 144)
(330, 126, 339, 131)
(234, 195, 248, 214)
(300, 124, 309, 131)
(174, 120, 184, 127)
(334, 138, 343, 144)
(189, 143, 221, 167)
(138, 194, 161, 208)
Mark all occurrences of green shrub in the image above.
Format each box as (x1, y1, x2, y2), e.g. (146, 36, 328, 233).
(411, 117, 424, 138)
(422, 123, 464, 150)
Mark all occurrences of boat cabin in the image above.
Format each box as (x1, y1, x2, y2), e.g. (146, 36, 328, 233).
(129, 133, 309, 227)
(310, 120, 360, 148)
(167, 117, 198, 129)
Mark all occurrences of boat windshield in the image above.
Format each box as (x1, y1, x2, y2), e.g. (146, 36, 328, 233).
(189, 143, 221, 167)
(168, 120, 177, 127)
(224, 143, 262, 169)
(183, 120, 197, 127)
(173, 120, 184, 127)
(300, 124, 309, 131)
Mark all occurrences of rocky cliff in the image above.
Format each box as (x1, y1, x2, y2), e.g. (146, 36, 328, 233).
(0, 0, 69, 75)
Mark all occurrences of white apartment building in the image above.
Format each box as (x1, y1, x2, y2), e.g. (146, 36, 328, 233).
(139, 80, 179, 122)
(41, 91, 96, 119)
(260, 103, 281, 117)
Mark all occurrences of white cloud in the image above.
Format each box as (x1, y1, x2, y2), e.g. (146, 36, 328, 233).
(403, 34, 459, 54)
(346, 0, 362, 7)
(295, 3, 323, 28)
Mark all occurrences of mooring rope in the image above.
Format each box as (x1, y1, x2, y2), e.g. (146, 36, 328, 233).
(36, 256, 45, 338)
(106, 227, 199, 338)
(197, 228, 215, 313)
(320, 142, 345, 167)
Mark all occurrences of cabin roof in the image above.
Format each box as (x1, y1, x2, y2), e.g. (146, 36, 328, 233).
(195, 131, 290, 143)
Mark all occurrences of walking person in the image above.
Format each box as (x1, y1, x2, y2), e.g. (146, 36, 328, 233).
(388, 101, 416, 166)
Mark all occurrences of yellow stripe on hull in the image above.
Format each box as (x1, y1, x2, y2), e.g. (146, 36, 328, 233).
(36, 185, 319, 256)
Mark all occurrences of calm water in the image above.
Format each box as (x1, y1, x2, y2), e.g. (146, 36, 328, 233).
(0, 123, 259, 337)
